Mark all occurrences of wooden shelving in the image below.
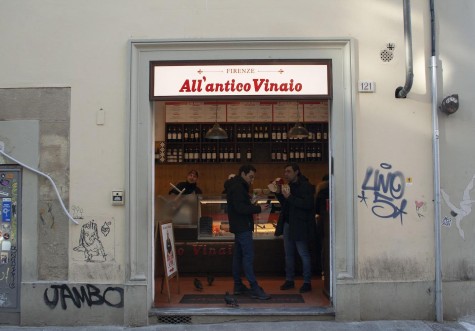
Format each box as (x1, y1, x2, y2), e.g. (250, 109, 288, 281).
(158, 122, 329, 164)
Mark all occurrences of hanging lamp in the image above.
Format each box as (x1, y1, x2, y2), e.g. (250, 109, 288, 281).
(288, 102, 309, 139)
(205, 102, 228, 140)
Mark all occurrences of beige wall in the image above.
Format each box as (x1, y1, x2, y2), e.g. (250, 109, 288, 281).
(1, 0, 475, 324)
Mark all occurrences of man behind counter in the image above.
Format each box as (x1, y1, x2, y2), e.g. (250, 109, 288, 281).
(169, 169, 203, 195)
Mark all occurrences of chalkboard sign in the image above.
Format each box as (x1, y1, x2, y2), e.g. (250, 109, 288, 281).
(0, 166, 21, 311)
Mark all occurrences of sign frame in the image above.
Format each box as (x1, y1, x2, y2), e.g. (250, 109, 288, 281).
(150, 59, 332, 101)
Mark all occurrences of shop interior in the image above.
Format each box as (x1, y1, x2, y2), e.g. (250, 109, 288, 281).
(153, 100, 331, 309)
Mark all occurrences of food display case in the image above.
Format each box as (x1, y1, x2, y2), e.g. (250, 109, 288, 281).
(198, 196, 281, 240)
(155, 193, 200, 241)
(155, 194, 285, 275)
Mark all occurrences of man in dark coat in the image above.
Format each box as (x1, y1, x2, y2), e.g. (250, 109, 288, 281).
(275, 163, 315, 293)
(168, 169, 202, 195)
(226, 164, 270, 300)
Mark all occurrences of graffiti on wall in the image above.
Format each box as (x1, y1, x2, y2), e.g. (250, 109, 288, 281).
(43, 284, 123, 310)
(39, 202, 55, 229)
(73, 220, 107, 262)
(71, 205, 84, 220)
(441, 175, 475, 239)
(0, 292, 8, 307)
(360, 162, 407, 224)
(415, 200, 427, 219)
(71, 208, 116, 263)
(441, 216, 452, 227)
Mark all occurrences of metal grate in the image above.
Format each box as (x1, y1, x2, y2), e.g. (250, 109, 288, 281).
(380, 49, 394, 62)
(157, 315, 192, 324)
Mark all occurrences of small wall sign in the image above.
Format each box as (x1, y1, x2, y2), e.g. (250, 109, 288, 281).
(358, 81, 376, 93)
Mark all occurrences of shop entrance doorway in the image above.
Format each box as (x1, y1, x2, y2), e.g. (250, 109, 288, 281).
(127, 39, 357, 321)
(152, 99, 331, 309)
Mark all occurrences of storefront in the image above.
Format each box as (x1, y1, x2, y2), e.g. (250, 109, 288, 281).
(151, 60, 332, 311)
(5, 1, 475, 326)
(127, 39, 356, 323)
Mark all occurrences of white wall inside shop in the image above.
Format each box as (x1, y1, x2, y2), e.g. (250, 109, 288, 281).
(1, 0, 475, 319)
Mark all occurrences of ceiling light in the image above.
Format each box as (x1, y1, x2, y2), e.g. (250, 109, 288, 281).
(205, 103, 228, 140)
(288, 122, 310, 139)
(288, 102, 309, 139)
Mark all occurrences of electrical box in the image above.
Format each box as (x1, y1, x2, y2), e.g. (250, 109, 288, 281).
(0, 165, 22, 311)
(112, 190, 124, 206)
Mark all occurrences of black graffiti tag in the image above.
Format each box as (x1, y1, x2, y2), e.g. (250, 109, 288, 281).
(44, 284, 124, 309)
(8, 246, 16, 289)
(361, 162, 407, 224)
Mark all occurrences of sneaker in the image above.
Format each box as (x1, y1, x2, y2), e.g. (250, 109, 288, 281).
(233, 283, 251, 295)
(280, 280, 295, 290)
(251, 286, 271, 300)
(299, 283, 312, 293)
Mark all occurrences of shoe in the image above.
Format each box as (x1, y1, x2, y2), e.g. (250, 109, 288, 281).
(280, 280, 295, 290)
(299, 283, 312, 293)
(233, 283, 251, 295)
(251, 286, 271, 300)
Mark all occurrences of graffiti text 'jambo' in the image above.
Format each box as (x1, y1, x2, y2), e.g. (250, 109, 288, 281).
(44, 284, 123, 310)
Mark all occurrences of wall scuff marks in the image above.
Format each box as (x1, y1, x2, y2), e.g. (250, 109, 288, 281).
(359, 256, 427, 281)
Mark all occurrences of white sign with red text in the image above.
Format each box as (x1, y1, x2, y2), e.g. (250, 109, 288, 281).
(152, 64, 329, 98)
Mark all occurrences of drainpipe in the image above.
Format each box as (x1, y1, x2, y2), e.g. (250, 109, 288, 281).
(395, 0, 414, 98)
(429, 0, 443, 322)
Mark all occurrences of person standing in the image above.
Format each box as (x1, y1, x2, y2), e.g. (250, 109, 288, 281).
(225, 164, 271, 300)
(274, 163, 315, 293)
(168, 169, 202, 195)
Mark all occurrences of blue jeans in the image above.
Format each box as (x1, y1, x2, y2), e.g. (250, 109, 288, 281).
(233, 231, 258, 288)
(283, 222, 312, 283)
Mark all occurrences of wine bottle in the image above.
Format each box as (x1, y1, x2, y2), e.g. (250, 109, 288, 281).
(167, 126, 172, 141)
(184, 126, 189, 141)
(282, 148, 288, 161)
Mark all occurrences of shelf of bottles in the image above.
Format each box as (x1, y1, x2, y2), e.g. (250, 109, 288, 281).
(159, 123, 328, 164)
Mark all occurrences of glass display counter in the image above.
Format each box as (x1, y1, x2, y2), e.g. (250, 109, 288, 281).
(198, 196, 281, 240)
(155, 194, 285, 275)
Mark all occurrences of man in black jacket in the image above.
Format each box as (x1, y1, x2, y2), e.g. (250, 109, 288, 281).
(275, 163, 315, 293)
(225, 164, 270, 300)
(168, 169, 202, 195)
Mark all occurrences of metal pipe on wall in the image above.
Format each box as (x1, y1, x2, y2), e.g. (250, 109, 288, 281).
(395, 0, 414, 98)
(429, 0, 443, 322)
(395, 0, 442, 320)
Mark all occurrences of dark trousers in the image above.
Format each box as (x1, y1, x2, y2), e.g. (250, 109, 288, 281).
(233, 231, 258, 288)
(283, 222, 312, 283)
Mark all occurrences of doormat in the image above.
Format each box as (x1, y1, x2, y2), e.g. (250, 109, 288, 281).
(179, 294, 304, 304)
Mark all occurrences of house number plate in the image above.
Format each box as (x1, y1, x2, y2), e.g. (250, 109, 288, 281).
(358, 81, 376, 92)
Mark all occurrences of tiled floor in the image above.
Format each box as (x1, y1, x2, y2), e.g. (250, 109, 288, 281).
(154, 276, 331, 309)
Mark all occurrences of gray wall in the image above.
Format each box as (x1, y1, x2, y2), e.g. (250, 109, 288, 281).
(0, 88, 71, 324)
